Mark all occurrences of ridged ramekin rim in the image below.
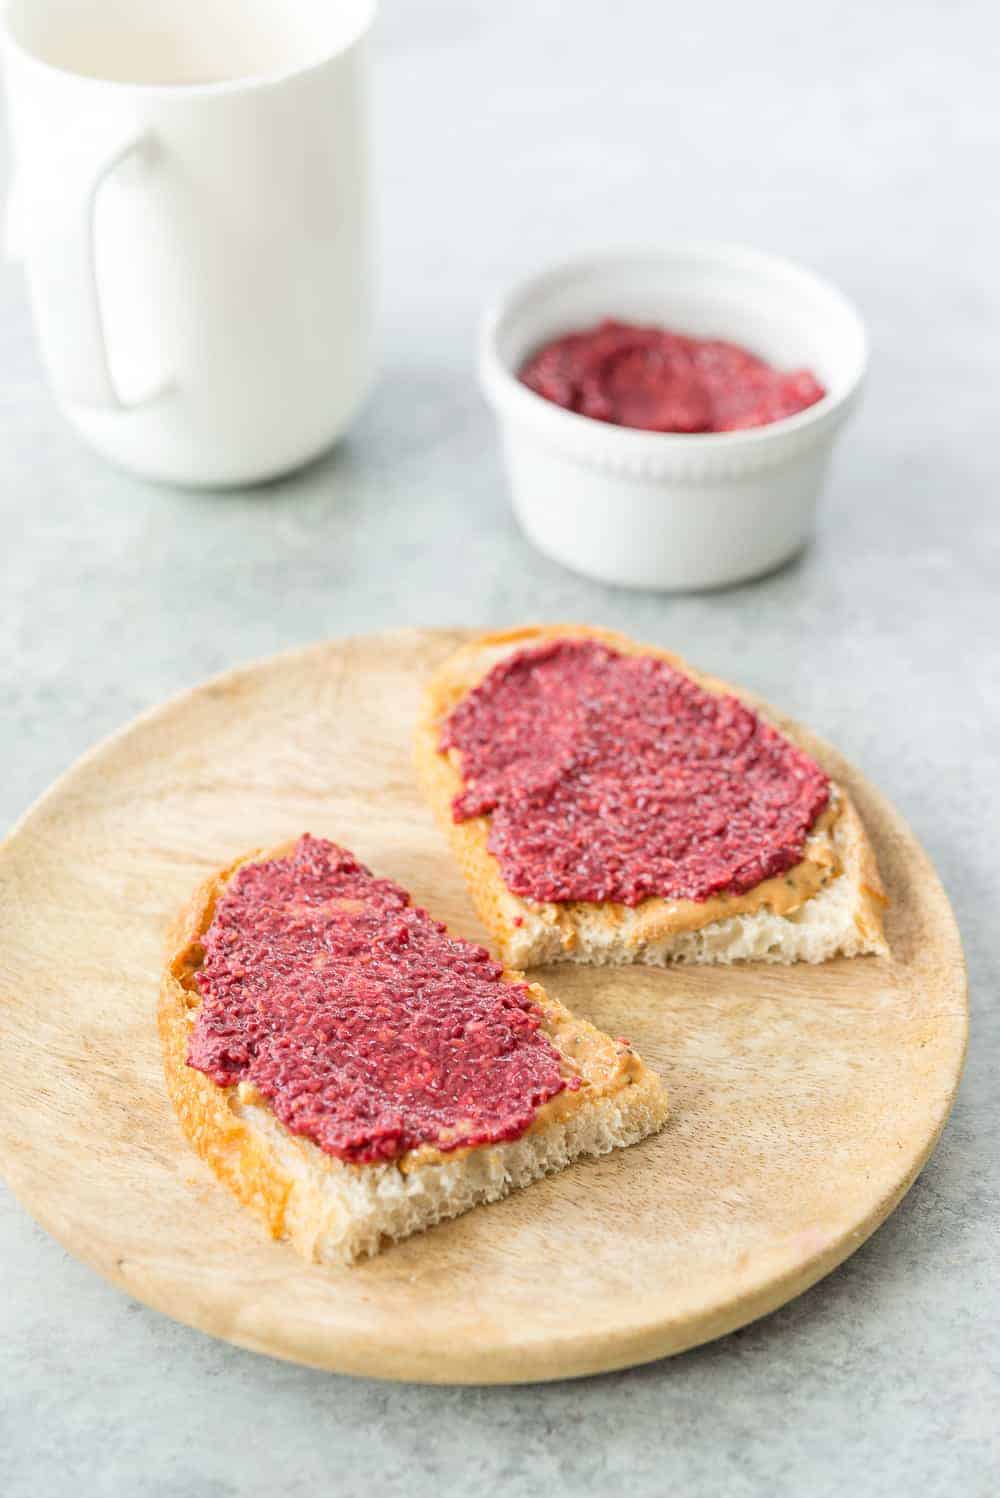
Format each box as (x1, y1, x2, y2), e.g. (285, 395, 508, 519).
(479, 242, 868, 477)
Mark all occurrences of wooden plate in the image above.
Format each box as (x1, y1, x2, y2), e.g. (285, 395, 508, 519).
(0, 630, 967, 1383)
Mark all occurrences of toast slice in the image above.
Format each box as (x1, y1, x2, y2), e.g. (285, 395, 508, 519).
(159, 836, 668, 1265)
(415, 626, 888, 970)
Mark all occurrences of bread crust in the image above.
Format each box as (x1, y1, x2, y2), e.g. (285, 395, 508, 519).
(158, 840, 669, 1263)
(159, 848, 299, 1243)
(414, 626, 889, 968)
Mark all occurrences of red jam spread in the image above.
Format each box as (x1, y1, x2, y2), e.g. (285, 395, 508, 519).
(188, 835, 570, 1163)
(441, 640, 830, 907)
(520, 320, 826, 432)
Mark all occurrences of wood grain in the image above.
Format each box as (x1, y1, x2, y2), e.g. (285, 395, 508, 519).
(0, 630, 968, 1383)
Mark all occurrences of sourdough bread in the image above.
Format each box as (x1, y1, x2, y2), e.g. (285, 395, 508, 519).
(159, 838, 669, 1264)
(415, 627, 888, 969)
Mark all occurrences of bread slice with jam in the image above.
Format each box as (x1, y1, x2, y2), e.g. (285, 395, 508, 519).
(159, 835, 668, 1265)
(415, 626, 888, 970)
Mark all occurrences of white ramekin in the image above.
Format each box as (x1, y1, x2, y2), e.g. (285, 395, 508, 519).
(479, 244, 868, 590)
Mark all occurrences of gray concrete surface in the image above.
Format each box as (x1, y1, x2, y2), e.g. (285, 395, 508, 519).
(1, 2, 997, 1494)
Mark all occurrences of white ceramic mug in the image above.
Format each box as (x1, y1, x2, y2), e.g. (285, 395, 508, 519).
(2, 0, 376, 487)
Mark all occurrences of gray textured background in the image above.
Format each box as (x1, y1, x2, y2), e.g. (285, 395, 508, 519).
(2, 2, 997, 1494)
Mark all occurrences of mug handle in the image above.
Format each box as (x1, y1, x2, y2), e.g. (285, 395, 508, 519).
(35, 131, 166, 410)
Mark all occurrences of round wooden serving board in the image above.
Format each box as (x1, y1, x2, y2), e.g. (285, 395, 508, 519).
(0, 630, 967, 1383)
